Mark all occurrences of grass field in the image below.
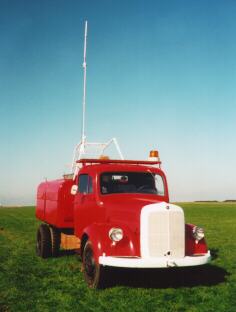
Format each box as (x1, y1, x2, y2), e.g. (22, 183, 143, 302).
(0, 203, 236, 312)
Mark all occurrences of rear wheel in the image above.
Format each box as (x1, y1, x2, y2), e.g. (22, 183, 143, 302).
(50, 227, 61, 257)
(36, 224, 52, 258)
(82, 241, 106, 289)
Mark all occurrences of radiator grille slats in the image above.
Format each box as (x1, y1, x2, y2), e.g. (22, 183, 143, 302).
(141, 203, 185, 259)
(148, 212, 169, 257)
(169, 211, 185, 258)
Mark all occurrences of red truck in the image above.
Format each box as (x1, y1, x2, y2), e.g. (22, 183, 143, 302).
(36, 152, 211, 288)
(36, 22, 210, 288)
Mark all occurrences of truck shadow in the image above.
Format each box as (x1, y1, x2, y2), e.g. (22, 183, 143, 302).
(58, 250, 76, 257)
(106, 264, 229, 289)
(209, 248, 219, 260)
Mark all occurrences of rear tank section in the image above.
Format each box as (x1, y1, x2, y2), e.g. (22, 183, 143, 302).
(36, 176, 74, 230)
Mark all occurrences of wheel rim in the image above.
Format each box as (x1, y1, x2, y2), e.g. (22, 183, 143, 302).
(84, 248, 96, 280)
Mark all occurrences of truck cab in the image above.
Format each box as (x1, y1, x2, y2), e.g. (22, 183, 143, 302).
(36, 155, 211, 288)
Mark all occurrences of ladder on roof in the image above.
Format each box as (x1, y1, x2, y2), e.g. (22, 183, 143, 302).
(71, 137, 124, 174)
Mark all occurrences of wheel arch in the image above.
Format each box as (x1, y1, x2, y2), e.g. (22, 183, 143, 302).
(81, 224, 106, 262)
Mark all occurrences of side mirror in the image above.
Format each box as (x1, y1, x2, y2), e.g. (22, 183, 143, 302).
(71, 185, 78, 195)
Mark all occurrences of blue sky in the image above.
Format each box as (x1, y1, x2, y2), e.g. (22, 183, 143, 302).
(0, 0, 235, 205)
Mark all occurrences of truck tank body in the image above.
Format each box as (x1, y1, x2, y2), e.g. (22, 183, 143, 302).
(36, 178, 74, 229)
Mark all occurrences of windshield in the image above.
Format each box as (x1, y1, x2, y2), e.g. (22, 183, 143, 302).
(100, 172, 165, 195)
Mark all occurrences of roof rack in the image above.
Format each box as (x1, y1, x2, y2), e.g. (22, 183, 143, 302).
(71, 137, 124, 175)
(77, 158, 161, 166)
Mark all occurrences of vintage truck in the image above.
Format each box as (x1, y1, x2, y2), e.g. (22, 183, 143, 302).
(36, 22, 210, 288)
(36, 151, 211, 288)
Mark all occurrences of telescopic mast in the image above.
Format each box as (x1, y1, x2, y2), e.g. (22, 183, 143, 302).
(71, 21, 124, 175)
(81, 20, 87, 147)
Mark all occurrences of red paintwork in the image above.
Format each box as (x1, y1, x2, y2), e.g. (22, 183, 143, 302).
(82, 223, 139, 261)
(72, 163, 169, 261)
(36, 161, 209, 261)
(185, 224, 208, 255)
(36, 178, 74, 228)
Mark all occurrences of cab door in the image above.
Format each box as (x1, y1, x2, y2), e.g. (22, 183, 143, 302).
(74, 173, 96, 236)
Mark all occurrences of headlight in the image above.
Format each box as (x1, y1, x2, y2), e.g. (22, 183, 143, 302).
(109, 228, 123, 242)
(192, 226, 204, 241)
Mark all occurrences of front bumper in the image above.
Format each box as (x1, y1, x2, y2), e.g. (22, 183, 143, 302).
(99, 251, 211, 268)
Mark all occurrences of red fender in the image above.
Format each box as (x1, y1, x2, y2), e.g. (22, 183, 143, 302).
(185, 223, 208, 255)
(82, 223, 140, 262)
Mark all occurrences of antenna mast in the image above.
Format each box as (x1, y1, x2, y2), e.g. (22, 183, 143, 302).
(71, 21, 124, 175)
(82, 20, 88, 147)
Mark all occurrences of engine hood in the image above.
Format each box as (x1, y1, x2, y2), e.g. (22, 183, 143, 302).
(100, 194, 164, 225)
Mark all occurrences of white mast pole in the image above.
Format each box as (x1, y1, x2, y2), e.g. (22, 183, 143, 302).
(71, 20, 124, 174)
(81, 20, 88, 148)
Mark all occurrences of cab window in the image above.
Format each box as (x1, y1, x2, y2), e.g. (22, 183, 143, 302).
(100, 172, 165, 195)
(78, 174, 93, 194)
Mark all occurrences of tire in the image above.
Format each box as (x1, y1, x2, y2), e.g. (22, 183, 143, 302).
(82, 240, 106, 289)
(36, 224, 52, 258)
(50, 227, 61, 257)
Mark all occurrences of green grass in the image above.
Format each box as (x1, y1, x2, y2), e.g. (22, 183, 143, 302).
(0, 203, 236, 312)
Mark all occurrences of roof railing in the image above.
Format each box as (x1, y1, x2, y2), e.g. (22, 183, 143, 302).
(77, 158, 161, 166)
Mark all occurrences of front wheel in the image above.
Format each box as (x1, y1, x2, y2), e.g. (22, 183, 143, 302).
(82, 241, 106, 289)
